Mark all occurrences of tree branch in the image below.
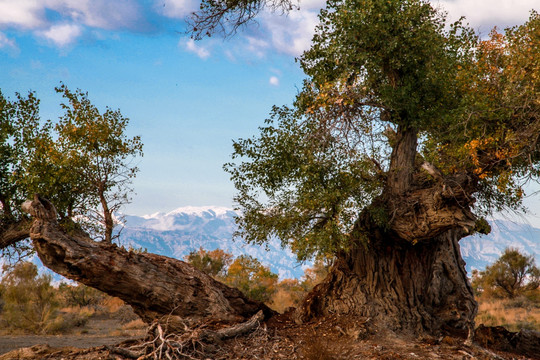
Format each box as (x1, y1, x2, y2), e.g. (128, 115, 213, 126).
(0, 218, 32, 249)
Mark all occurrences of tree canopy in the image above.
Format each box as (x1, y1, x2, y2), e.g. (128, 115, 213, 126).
(0, 86, 143, 250)
(225, 0, 540, 261)
(473, 248, 540, 299)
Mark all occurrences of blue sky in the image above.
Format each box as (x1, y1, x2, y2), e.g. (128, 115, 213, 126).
(1, 0, 539, 219)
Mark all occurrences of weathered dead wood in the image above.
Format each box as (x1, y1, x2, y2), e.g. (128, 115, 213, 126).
(108, 311, 265, 360)
(386, 172, 477, 243)
(475, 325, 540, 359)
(213, 309, 264, 340)
(21, 195, 274, 326)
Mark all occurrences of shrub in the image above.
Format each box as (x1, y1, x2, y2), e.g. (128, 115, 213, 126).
(223, 255, 278, 302)
(270, 278, 307, 313)
(58, 282, 105, 309)
(184, 247, 233, 278)
(0, 262, 62, 334)
(472, 248, 540, 299)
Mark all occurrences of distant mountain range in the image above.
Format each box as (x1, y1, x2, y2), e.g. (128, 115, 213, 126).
(120, 207, 307, 279)
(460, 219, 540, 272)
(31, 207, 540, 280)
(118, 207, 540, 278)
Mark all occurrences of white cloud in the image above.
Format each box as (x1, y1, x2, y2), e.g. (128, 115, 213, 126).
(0, 0, 46, 28)
(261, 9, 320, 57)
(244, 36, 271, 58)
(38, 23, 82, 47)
(269, 76, 280, 86)
(54, 0, 144, 31)
(159, 0, 199, 18)
(184, 38, 210, 59)
(298, 0, 326, 10)
(0, 0, 143, 32)
(432, 0, 538, 32)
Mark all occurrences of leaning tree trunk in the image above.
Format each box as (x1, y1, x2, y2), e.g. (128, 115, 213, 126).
(21, 195, 274, 328)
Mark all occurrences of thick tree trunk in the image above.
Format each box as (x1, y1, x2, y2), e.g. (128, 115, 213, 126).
(21, 195, 274, 328)
(297, 226, 477, 336)
(297, 163, 478, 336)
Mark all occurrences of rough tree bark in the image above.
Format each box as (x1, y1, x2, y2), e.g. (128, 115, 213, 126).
(386, 126, 418, 196)
(298, 127, 479, 336)
(0, 218, 32, 249)
(21, 195, 274, 328)
(298, 226, 477, 336)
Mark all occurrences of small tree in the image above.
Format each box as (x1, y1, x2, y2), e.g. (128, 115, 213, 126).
(58, 282, 105, 309)
(270, 278, 306, 313)
(184, 247, 233, 278)
(300, 259, 331, 292)
(1, 87, 143, 253)
(0, 262, 61, 333)
(224, 255, 278, 303)
(474, 248, 540, 299)
(55, 84, 143, 243)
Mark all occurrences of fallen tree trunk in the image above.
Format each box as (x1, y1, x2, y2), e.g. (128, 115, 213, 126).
(21, 195, 274, 326)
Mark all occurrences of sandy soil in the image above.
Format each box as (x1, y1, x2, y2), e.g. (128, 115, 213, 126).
(0, 317, 143, 355)
(0, 313, 536, 360)
(0, 334, 136, 355)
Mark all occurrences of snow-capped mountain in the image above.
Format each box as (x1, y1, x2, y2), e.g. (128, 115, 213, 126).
(30, 207, 539, 281)
(119, 208, 540, 277)
(460, 219, 540, 272)
(120, 207, 307, 279)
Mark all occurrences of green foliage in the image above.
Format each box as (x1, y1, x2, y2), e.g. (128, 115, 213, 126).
(473, 218, 492, 235)
(300, 258, 331, 291)
(300, 0, 474, 129)
(0, 262, 62, 333)
(422, 11, 540, 215)
(58, 282, 105, 308)
(184, 247, 233, 278)
(0, 90, 61, 219)
(0, 85, 143, 245)
(472, 248, 540, 299)
(55, 84, 143, 242)
(223, 255, 278, 302)
(226, 105, 381, 261)
(226, 0, 540, 260)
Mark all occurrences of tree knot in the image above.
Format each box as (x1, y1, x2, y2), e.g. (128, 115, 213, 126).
(21, 194, 58, 222)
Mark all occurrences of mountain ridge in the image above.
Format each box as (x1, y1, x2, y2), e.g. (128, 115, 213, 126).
(30, 207, 540, 280)
(119, 207, 540, 278)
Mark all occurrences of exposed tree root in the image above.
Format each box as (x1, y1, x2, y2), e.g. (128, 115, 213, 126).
(109, 310, 265, 360)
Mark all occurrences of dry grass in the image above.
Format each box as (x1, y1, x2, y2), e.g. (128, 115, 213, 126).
(60, 305, 95, 317)
(100, 296, 126, 313)
(476, 296, 540, 332)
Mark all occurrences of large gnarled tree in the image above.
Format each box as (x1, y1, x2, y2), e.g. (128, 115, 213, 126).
(225, 0, 540, 335)
(1, 0, 539, 343)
